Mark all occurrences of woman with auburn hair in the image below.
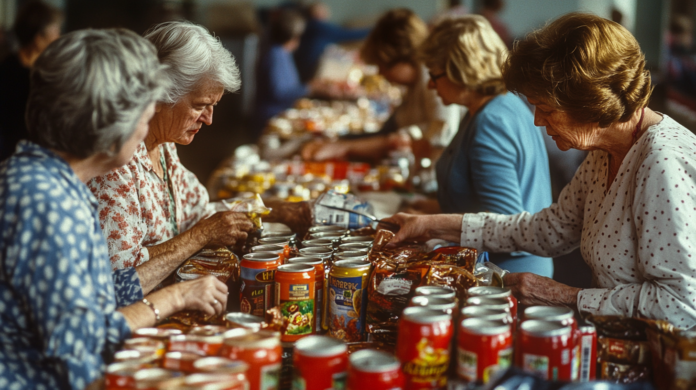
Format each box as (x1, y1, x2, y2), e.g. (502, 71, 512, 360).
(382, 13, 696, 329)
(302, 8, 462, 162)
(412, 15, 553, 276)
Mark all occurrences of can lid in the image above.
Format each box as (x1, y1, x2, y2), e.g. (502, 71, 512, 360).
(259, 237, 291, 245)
(106, 361, 141, 374)
(301, 239, 334, 248)
(295, 335, 347, 357)
(335, 255, 368, 262)
(223, 328, 281, 348)
(341, 236, 374, 243)
(299, 247, 333, 255)
(524, 306, 573, 321)
(350, 349, 400, 373)
(193, 357, 249, 374)
(460, 318, 510, 335)
(309, 225, 346, 233)
(339, 242, 371, 250)
(164, 351, 204, 361)
(520, 319, 572, 337)
(277, 263, 315, 273)
(460, 306, 510, 321)
(402, 307, 451, 323)
(466, 296, 510, 310)
(188, 325, 227, 337)
(242, 252, 280, 262)
(184, 373, 244, 389)
(134, 327, 182, 338)
(250, 244, 285, 253)
(333, 259, 371, 269)
(170, 334, 224, 345)
(287, 256, 323, 265)
(410, 296, 456, 309)
(225, 313, 265, 331)
(134, 367, 182, 381)
(415, 286, 455, 298)
(468, 286, 511, 299)
(311, 232, 345, 239)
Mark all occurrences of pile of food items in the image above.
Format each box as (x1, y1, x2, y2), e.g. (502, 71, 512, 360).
(107, 197, 696, 389)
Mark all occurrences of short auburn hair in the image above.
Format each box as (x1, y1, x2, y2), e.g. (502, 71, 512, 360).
(360, 8, 428, 67)
(503, 12, 652, 127)
(419, 15, 507, 96)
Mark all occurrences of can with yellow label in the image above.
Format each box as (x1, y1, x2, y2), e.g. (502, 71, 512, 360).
(327, 260, 370, 342)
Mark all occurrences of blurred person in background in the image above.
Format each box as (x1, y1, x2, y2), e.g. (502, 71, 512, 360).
(0, 1, 62, 162)
(382, 13, 696, 329)
(294, 2, 371, 83)
(302, 8, 462, 163)
(479, 0, 512, 49)
(667, 15, 696, 97)
(253, 8, 312, 141)
(89, 21, 255, 299)
(0, 28, 227, 390)
(412, 16, 553, 276)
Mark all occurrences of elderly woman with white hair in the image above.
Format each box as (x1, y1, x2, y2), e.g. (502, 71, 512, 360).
(88, 21, 257, 300)
(0, 29, 229, 389)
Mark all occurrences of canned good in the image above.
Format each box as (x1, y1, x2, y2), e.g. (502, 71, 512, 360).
(134, 368, 184, 390)
(517, 320, 575, 381)
(220, 329, 282, 390)
(251, 244, 286, 254)
(396, 307, 453, 389)
(275, 264, 317, 342)
(467, 287, 517, 323)
(113, 349, 159, 366)
(293, 336, 348, 390)
(105, 362, 140, 390)
(523, 306, 577, 332)
(123, 338, 165, 358)
(169, 334, 224, 356)
(132, 327, 183, 342)
(299, 247, 333, 260)
(259, 237, 291, 246)
(194, 356, 249, 375)
(338, 243, 371, 252)
(183, 373, 246, 390)
(189, 325, 228, 337)
(301, 239, 333, 248)
(328, 260, 371, 342)
(457, 318, 512, 384)
(577, 321, 597, 381)
(287, 257, 326, 333)
(240, 253, 281, 317)
(225, 313, 265, 331)
(347, 350, 404, 390)
(414, 286, 455, 300)
(310, 232, 345, 241)
(409, 296, 456, 315)
(309, 225, 347, 234)
(163, 351, 204, 373)
(340, 236, 374, 244)
(465, 297, 511, 314)
(460, 306, 513, 324)
(334, 250, 368, 259)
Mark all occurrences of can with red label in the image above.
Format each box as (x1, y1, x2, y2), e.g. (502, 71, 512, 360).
(168, 334, 224, 356)
(132, 327, 182, 345)
(577, 320, 597, 381)
(240, 252, 281, 316)
(275, 263, 316, 342)
(292, 335, 348, 390)
(347, 349, 404, 390)
(288, 256, 326, 333)
(460, 306, 513, 325)
(162, 351, 204, 373)
(193, 358, 248, 390)
(220, 329, 282, 390)
(396, 307, 453, 389)
(134, 368, 184, 390)
(122, 338, 165, 359)
(457, 318, 512, 384)
(113, 349, 159, 366)
(467, 287, 517, 323)
(105, 362, 140, 390)
(183, 373, 246, 390)
(517, 320, 575, 381)
(415, 286, 456, 300)
(523, 306, 577, 332)
(465, 297, 511, 314)
(409, 296, 456, 315)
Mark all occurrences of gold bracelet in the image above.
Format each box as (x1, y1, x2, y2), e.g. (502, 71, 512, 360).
(142, 298, 160, 323)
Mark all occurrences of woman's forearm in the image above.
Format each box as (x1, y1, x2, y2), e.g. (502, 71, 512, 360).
(426, 214, 464, 243)
(135, 228, 206, 294)
(118, 287, 183, 330)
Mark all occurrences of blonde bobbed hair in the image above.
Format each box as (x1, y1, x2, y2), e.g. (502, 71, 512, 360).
(419, 15, 508, 96)
(502, 12, 652, 127)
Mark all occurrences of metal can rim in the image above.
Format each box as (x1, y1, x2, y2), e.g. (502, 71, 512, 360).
(467, 286, 511, 299)
(520, 319, 572, 337)
(242, 252, 280, 262)
(460, 318, 510, 335)
(523, 306, 574, 321)
(287, 257, 323, 265)
(277, 263, 315, 273)
(333, 259, 371, 269)
(192, 357, 249, 374)
(349, 349, 400, 373)
(402, 307, 452, 323)
(294, 335, 347, 357)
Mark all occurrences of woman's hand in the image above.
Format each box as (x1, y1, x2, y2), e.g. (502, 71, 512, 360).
(193, 211, 254, 247)
(378, 212, 463, 246)
(504, 273, 581, 308)
(172, 275, 228, 316)
(302, 140, 350, 161)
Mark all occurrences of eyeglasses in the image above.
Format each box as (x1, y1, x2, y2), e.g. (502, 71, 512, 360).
(429, 71, 447, 84)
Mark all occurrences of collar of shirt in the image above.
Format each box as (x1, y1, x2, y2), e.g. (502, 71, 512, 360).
(14, 140, 99, 211)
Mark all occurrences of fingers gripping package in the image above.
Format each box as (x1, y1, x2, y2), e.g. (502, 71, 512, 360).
(365, 229, 497, 346)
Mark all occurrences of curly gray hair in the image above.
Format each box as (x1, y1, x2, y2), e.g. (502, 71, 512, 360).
(26, 28, 169, 159)
(144, 21, 241, 104)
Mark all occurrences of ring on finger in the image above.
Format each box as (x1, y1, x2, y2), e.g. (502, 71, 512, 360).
(213, 299, 219, 306)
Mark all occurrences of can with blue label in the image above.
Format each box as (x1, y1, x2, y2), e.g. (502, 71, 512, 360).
(328, 260, 370, 342)
(240, 252, 280, 317)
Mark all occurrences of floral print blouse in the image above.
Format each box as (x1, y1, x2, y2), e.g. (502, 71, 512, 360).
(460, 115, 696, 329)
(88, 142, 213, 271)
(0, 142, 133, 389)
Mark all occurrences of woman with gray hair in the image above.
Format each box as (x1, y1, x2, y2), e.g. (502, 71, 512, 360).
(0, 28, 229, 390)
(88, 21, 256, 299)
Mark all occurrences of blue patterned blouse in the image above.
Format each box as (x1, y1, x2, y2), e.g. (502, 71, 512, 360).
(0, 141, 141, 389)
